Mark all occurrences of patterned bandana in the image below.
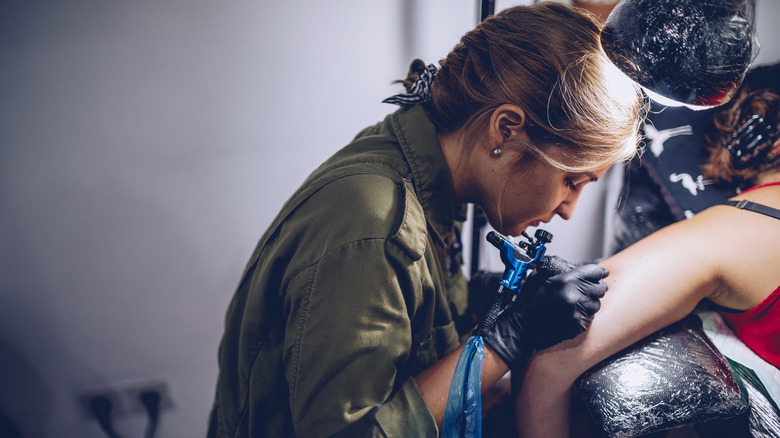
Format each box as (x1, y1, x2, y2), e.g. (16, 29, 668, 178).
(382, 64, 438, 106)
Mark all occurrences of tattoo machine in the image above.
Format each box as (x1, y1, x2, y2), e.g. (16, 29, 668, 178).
(443, 229, 553, 438)
(488, 229, 552, 294)
(473, 229, 553, 337)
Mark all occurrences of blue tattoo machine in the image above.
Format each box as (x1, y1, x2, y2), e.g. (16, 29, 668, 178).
(443, 229, 553, 438)
(487, 229, 553, 297)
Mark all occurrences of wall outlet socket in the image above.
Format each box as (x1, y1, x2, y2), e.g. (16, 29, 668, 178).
(76, 379, 174, 421)
(123, 380, 174, 414)
(76, 388, 127, 419)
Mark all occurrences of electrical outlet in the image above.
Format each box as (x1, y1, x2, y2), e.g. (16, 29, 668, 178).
(76, 387, 127, 419)
(76, 379, 174, 422)
(123, 380, 174, 414)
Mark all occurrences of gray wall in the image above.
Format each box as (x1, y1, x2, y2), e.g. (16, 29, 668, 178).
(1, 1, 777, 437)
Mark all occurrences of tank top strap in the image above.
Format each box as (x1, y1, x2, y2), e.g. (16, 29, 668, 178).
(722, 199, 780, 220)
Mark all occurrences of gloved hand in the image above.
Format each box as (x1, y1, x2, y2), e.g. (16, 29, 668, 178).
(536, 254, 578, 276)
(518, 255, 577, 303)
(483, 260, 608, 369)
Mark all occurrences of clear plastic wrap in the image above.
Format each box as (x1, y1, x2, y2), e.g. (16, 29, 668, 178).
(576, 315, 747, 437)
(694, 359, 780, 437)
(601, 0, 759, 108)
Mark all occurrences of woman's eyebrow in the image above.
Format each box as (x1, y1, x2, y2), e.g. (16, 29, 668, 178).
(572, 173, 599, 182)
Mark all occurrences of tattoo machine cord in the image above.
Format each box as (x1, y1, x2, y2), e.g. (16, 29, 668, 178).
(443, 229, 552, 437)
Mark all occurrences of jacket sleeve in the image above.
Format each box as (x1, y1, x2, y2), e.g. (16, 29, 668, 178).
(283, 237, 438, 437)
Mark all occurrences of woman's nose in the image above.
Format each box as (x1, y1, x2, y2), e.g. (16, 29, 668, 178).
(555, 204, 573, 221)
(555, 193, 581, 220)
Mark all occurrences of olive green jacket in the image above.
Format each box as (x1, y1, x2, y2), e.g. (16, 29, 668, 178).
(208, 104, 469, 437)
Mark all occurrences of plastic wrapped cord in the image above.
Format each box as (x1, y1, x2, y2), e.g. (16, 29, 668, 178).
(444, 232, 551, 437)
(444, 287, 514, 438)
(576, 315, 747, 437)
(442, 336, 484, 438)
(444, 271, 520, 438)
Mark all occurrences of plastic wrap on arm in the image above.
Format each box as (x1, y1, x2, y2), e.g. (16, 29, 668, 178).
(576, 315, 747, 437)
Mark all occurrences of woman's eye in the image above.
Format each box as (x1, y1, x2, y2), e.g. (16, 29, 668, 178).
(565, 178, 578, 192)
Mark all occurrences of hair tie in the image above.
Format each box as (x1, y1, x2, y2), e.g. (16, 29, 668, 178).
(723, 114, 779, 169)
(382, 64, 438, 106)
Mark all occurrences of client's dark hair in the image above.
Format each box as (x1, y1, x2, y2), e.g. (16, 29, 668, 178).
(703, 62, 780, 187)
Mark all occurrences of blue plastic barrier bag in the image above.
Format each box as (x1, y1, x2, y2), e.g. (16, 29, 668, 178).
(443, 335, 484, 438)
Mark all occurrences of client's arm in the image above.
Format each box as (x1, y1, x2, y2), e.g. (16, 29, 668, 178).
(514, 211, 724, 438)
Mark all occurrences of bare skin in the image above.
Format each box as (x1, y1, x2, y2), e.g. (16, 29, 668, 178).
(572, 0, 619, 24)
(515, 172, 780, 437)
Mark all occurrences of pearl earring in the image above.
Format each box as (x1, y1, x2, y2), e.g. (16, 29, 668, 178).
(492, 146, 502, 157)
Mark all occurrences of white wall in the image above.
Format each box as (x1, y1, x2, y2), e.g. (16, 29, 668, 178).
(0, 1, 777, 437)
(0, 1, 478, 437)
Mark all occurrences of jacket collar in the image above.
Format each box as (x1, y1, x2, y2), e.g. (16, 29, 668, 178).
(391, 104, 465, 247)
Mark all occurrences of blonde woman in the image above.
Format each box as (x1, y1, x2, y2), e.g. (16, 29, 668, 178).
(208, 4, 644, 437)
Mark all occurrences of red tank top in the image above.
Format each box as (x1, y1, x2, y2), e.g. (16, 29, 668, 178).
(715, 181, 780, 367)
(740, 181, 780, 194)
(716, 286, 780, 367)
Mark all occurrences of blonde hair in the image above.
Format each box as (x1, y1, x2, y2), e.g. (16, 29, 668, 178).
(409, 3, 646, 172)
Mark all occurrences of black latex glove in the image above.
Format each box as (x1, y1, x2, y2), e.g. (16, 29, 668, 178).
(483, 261, 608, 369)
(517, 255, 576, 305)
(536, 254, 577, 275)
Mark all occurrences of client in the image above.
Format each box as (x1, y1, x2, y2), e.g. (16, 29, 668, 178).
(514, 62, 780, 437)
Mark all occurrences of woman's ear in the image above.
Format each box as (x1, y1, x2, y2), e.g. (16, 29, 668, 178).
(490, 104, 527, 145)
